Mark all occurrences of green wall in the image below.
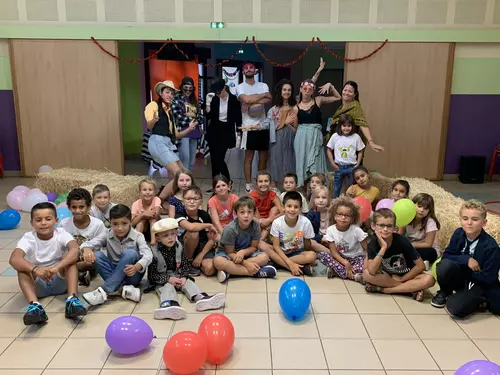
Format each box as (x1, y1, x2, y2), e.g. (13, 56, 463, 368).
(118, 41, 143, 155)
(0, 56, 12, 90)
(451, 58, 500, 94)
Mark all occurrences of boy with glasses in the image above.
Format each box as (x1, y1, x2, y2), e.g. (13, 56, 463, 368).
(363, 208, 435, 302)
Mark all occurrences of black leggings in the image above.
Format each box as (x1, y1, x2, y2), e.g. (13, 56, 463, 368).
(415, 247, 438, 264)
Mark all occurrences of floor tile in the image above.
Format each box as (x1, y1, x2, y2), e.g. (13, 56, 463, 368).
(225, 313, 269, 338)
(0, 371, 41, 375)
(217, 371, 270, 375)
(43, 370, 100, 375)
(193, 277, 227, 293)
(273, 371, 329, 375)
(305, 278, 348, 294)
(0, 263, 11, 274)
(71, 313, 123, 338)
(315, 314, 368, 339)
(0, 292, 53, 313)
(0, 313, 30, 337)
(217, 339, 272, 370)
(0, 338, 14, 356)
(361, 314, 418, 339)
(351, 294, 402, 314)
(47, 338, 110, 369)
(131, 291, 166, 314)
(406, 315, 468, 339)
(473, 340, 500, 363)
(385, 372, 442, 375)
(372, 339, 439, 370)
(393, 295, 448, 315)
(0, 338, 64, 368)
(88, 297, 136, 314)
(20, 313, 80, 338)
(455, 314, 500, 339)
(171, 313, 212, 335)
(329, 372, 385, 375)
(104, 338, 164, 369)
(266, 277, 296, 294)
(271, 338, 327, 369)
(0, 277, 22, 293)
(132, 313, 174, 339)
(322, 339, 382, 370)
(225, 293, 268, 313)
(226, 279, 266, 293)
(267, 293, 311, 314)
(344, 280, 367, 294)
(269, 313, 318, 338)
(311, 293, 357, 314)
(422, 339, 486, 371)
(0, 293, 17, 308)
(0, 253, 13, 262)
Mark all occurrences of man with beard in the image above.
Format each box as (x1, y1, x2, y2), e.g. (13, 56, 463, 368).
(235, 62, 272, 192)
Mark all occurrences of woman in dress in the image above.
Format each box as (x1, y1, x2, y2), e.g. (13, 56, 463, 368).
(267, 79, 298, 187)
(294, 79, 341, 189)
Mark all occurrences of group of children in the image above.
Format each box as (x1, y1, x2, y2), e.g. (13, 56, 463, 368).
(8, 167, 500, 326)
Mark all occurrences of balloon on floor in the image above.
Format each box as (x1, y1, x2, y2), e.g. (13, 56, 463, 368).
(455, 360, 500, 375)
(105, 316, 154, 355)
(163, 331, 207, 375)
(279, 278, 311, 321)
(0, 209, 21, 230)
(198, 313, 235, 365)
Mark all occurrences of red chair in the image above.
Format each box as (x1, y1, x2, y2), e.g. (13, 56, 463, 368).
(488, 145, 500, 181)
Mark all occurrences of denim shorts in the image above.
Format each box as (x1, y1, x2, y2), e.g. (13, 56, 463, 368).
(148, 134, 179, 166)
(215, 250, 264, 260)
(35, 273, 67, 299)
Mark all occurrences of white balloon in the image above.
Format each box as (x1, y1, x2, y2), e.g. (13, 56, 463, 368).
(38, 165, 53, 173)
(28, 188, 43, 196)
(21, 193, 48, 212)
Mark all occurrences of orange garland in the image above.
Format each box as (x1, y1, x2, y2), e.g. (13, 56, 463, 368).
(316, 37, 388, 62)
(251, 37, 315, 67)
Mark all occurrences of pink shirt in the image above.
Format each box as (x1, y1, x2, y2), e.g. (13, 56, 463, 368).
(208, 194, 239, 227)
(131, 197, 162, 218)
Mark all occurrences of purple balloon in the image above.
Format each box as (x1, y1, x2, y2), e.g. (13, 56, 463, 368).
(105, 316, 154, 355)
(46, 193, 58, 202)
(455, 360, 500, 375)
(376, 198, 395, 210)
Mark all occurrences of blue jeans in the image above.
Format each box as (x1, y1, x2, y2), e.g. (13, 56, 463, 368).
(94, 249, 144, 294)
(334, 164, 355, 198)
(179, 138, 198, 171)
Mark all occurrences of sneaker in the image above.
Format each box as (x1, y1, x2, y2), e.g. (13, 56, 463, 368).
(195, 293, 226, 311)
(82, 287, 108, 306)
(217, 270, 229, 283)
(23, 302, 48, 325)
(188, 266, 201, 277)
(78, 271, 90, 287)
(154, 300, 186, 320)
(253, 265, 277, 278)
(303, 264, 314, 277)
(431, 290, 449, 308)
(327, 268, 337, 279)
(122, 285, 141, 302)
(205, 189, 214, 194)
(245, 183, 252, 193)
(65, 294, 88, 319)
(424, 260, 430, 271)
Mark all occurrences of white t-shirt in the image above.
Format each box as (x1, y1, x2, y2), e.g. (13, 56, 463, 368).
(271, 215, 315, 254)
(326, 133, 365, 166)
(16, 228, 74, 267)
(406, 218, 439, 251)
(60, 216, 107, 247)
(219, 96, 228, 122)
(236, 81, 269, 127)
(89, 203, 115, 228)
(279, 191, 309, 214)
(324, 224, 368, 258)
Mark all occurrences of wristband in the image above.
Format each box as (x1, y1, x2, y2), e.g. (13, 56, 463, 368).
(31, 265, 39, 274)
(376, 253, 384, 258)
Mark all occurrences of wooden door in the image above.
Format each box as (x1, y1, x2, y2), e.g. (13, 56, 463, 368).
(344, 42, 454, 179)
(10, 40, 123, 176)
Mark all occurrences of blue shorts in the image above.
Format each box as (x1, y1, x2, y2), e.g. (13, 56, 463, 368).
(286, 250, 304, 258)
(203, 251, 215, 260)
(35, 274, 67, 299)
(215, 250, 264, 261)
(148, 134, 179, 166)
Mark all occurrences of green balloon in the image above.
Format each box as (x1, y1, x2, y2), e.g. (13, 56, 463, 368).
(392, 198, 416, 227)
(55, 193, 68, 205)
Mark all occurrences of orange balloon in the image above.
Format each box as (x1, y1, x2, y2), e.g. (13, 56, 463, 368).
(163, 331, 207, 375)
(198, 313, 235, 365)
(353, 196, 372, 223)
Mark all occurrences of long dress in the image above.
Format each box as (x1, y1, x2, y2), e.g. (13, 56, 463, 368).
(267, 106, 296, 183)
(294, 102, 328, 187)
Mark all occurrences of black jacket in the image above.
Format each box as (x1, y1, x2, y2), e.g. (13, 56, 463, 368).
(206, 92, 242, 148)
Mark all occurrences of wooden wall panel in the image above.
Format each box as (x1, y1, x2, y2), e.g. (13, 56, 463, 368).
(345, 42, 454, 179)
(10, 40, 123, 176)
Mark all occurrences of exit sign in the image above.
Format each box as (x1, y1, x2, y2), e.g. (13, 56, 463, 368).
(210, 22, 225, 28)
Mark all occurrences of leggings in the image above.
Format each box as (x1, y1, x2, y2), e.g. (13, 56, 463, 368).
(318, 252, 364, 279)
(415, 247, 438, 263)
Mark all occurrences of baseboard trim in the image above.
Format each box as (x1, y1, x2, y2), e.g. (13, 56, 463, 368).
(2, 171, 22, 177)
(443, 174, 500, 181)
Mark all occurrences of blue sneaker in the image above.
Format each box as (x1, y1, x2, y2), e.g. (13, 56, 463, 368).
(23, 302, 48, 325)
(254, 265, 277, 278)
(65, 294, 88, 319)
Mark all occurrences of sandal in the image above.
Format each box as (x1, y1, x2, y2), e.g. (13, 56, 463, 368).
(412, 290, 424, 302)
(365, 283, 384, 294)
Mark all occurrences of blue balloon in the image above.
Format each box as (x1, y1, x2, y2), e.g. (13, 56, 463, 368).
(455, 360, 500, 375)
(56, 207, 72, 223)
(279, 278, 311, 321)
(0, 209, 21, 230)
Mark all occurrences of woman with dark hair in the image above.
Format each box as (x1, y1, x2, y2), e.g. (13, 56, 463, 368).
(172, 77, 203, 171)
(326, 81, 384, 153)
(205, 78, 242, 184)
(266, 79, 298, 187)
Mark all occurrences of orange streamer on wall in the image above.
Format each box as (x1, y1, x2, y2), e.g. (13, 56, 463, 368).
(148, 58, 199, 101)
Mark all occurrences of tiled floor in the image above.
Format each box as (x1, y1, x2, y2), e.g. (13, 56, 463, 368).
(1, 154, 500, 374)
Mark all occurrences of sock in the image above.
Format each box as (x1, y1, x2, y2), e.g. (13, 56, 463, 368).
(32, 301, 41, 305)
(66, 295, 74, 302)
(245, 183, 252, 191)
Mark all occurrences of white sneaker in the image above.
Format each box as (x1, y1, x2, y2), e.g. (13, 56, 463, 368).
(424, 260, 430, 271)
(195, 293, 226, 312)
(122, 285, 141, 302)
(154, 301, 186, 320)
(82, 287, 107, 306)
(217, 270, 229, 283)
(245, 183, 252, 192)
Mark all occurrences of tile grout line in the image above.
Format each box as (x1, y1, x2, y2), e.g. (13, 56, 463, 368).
(265, 277, 274, 372)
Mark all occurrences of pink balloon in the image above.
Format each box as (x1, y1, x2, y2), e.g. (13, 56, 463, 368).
(13, 186, 30, 195)
(6, 190, 25, 211)
(375, 198, 395, 211)
(28, 188, 43, 196)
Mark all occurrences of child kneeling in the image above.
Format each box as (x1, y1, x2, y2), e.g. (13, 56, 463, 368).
(363, 209, 435, 302)
(148, 219, 225, 320)
(9, 202, 87, 325)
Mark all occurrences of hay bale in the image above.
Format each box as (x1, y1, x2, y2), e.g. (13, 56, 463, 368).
(369, 172, 394, 199)
(82, 173, 145, 206)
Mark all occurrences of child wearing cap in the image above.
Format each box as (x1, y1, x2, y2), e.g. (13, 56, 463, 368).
(147, 218, 226, 320)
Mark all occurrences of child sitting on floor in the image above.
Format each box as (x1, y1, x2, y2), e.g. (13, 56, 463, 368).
(346, 166, 380, 208)
(307, 172, 327, 206)
(363, 208, 435, 302)
(147, 218, 225, 320)
(270, 191, 317, 276)
(280, 173, 309, 214)
(208, 174, 239, 234)
(431, 200, 500, 318)
(307, 186, 333, 253)
(390, 179, 410, 202)
(131, 179, 161, 244)
(89, 184, 116, 229)
(9, 202, 87, 325)
(60, 188, 106, 287)
(168, 168, 196, 218)
(318, 196, 368, 282)
(81, 204, 153, 306)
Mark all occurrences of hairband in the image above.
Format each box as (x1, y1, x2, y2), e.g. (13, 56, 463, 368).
(301, 81, 315, 89)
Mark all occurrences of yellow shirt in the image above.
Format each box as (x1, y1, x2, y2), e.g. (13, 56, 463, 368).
(346, 185, 380, 205)
(144, 101, 175, 135)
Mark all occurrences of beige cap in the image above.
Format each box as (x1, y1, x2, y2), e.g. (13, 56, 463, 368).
(154, 80, 178, 97)
(151, 218, 179, 236)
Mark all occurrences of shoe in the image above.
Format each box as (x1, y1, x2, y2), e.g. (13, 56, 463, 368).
(23, 302, 48, 325)
(188, 266, 201, 277)
(154, 300, 186, 320)
(253, 265, 277, 278)
(122, 285, 141, 302)
(65, 294, 88, 319)
(424, 260, 430, 271)
(78, 271, 90, 287)
(245, 183, 252, 193)
(327, 268, 336, 279)
(303, 264, 314, 277)
(206, 189, 214, 194)
(431, 290, 448, 308)
(82, 287, 108, 306)
(217, 270, 229, 283)
(195, 293, 226, 311)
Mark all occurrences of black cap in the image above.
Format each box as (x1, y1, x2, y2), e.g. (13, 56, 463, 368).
(211, 78, 226, 93)
(181, 77, 195, 86)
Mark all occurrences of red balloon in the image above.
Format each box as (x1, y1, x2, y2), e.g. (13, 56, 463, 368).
(163, 331, 207, 375)
(198, 313, 235, 365)
(353, 196, 372, 223)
